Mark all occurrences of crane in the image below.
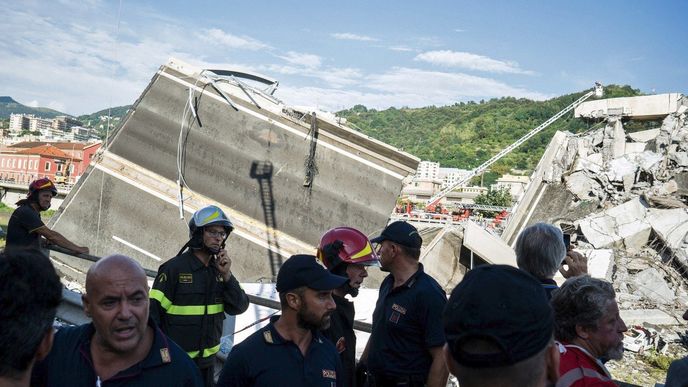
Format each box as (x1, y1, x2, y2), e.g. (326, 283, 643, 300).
(425, 83, 603, 208)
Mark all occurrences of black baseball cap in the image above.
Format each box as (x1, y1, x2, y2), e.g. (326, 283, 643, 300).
(370, 221, 422, 249)
(443, 265, 553, 368)
(276, 254, 348, 293)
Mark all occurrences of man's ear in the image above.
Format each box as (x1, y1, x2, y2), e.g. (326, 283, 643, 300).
(575, 324, 591, 340)
(35, 328, 55, 361)
(545, 342, 560, 384)
(286, 293, 301, 310)
(82, 294, 91, 318)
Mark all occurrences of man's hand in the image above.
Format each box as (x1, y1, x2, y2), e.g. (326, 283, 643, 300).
(559, 250, 588, 278)
(75, 246, 89, 255)
(214, 249, 233, 281)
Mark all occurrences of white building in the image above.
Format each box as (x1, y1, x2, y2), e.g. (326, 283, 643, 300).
(416, 161, 439, 179)
(9, 114, 32, 132)
(490, 174, 530, 202)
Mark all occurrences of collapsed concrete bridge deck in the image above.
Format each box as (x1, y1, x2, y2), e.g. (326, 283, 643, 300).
(49, 58, 419, 286)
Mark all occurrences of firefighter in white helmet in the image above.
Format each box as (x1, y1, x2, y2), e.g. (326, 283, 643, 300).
(150, 205, 249, 387)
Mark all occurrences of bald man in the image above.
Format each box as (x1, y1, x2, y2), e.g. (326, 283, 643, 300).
(32, 254, 202, 387)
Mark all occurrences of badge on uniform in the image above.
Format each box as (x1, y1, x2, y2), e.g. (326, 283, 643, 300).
(322, 369, 336, 379)
(263, 330, 274, 344)
(391, 303, 407, 315)
(389, 311, 400, 323)
(157, 273, 167, 283)
(179, 273, 193, 283)
(160, 348, 171, 363)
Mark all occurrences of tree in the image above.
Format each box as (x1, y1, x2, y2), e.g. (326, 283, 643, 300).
(474, 187, 512, 207)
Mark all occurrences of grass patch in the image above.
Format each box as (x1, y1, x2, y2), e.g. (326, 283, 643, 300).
(643, 350, 676, 371)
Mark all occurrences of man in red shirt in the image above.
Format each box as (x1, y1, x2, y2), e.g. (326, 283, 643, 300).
(551, 276, 628, 386)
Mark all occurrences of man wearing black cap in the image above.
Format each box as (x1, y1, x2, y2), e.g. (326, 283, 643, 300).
(442, 264, 560, 387)
(216, 254, 347, 387)
(360, 221, 448, 387)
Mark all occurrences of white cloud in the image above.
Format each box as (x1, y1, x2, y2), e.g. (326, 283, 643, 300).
(27, 100, 39, 108)
(331, 32, 378, 42)
(275, 67, 549, 112)
(388, 46, 415, 52)
(200, 28, 270, 51)
(365, 67, 546, 100)
(415, 50, 534, 75)
(454, 28, 465, 33)
(278, 51, 322, 69)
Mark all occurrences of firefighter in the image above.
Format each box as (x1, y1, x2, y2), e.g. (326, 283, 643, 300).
(5, 177, 88, 254)
(317, 227, 380, 387)
(150, 205, 249, 387)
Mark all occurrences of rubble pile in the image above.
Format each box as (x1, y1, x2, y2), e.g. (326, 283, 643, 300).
(542, 106, 688, 383)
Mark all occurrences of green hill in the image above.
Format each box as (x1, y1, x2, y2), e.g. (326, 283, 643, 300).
(0, 96, 68, 119)
(77, 105, 132, 126)
(337, 84, 646, 185)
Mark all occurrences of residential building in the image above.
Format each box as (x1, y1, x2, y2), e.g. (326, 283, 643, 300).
(2, 141, 102, 184)
(490, 174, 530, 202)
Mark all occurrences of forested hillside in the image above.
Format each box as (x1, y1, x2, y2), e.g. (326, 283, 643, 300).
(337, 85, 646, 183)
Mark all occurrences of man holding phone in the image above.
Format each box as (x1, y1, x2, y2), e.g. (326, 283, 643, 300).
(514, 223, 587, 298)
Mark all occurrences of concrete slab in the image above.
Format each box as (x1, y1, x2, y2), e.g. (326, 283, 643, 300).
(463, 221, 516, 266)
(566, 171, 602, 200)
(575, 93, 685, 120)
(628, 129, 660, 143)
(620, 309, 680, 326)
(624, 142, 647, 154)
(647, 209, 688, 248)
(585, 249, 614, 281)
(631, 267, 675, 305)
(578, 198, 651, 249)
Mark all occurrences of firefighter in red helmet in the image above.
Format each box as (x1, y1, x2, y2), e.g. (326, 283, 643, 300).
(317, 226, 379, 387)
(5, 178, 89, 254)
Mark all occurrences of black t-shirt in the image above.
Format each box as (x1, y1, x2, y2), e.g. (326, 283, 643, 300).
(5, 204, 44, 249)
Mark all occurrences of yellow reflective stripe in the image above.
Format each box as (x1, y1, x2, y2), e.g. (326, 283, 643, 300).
(350, 242, 373, 260)
(167, 303, 224, 316)
(149, 289, 172, 310)
(207, 304, 224, 314)
(186, 344, 221, 359)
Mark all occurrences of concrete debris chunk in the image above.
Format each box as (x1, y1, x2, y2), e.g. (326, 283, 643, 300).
(630, 267, 676, 305)
(578, 198, 651, 250)
(620, 309, 679, 326)
(628, 129, 660, 143)
(566, 171, 603, 201)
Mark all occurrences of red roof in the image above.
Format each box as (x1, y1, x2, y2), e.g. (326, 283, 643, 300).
(9, 141, 100, 151)
(16, 145, 82, 161)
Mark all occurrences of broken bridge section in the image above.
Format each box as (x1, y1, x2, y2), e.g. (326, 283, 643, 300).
(504, 92, 688, 328)
(48, 58, 419, 285)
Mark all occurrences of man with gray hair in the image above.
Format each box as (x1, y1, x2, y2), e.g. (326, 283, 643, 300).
(514, 222, 587, 298)
(551, 276, 627, 387)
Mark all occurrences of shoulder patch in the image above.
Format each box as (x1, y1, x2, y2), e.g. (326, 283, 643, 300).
(160, 348, 171, 363)
(263, 330, 274, 344)
(157, 273, 167, 283)
(179, 273, 193, 283)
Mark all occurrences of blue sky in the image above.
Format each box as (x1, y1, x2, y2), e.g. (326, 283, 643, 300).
(1, 0, 685, 115)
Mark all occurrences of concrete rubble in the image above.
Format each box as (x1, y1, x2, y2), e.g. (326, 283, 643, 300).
(505, 94, 688, 361)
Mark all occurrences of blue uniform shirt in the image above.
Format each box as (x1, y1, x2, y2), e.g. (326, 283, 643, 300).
(217, 317, 343, 387)
(368, 264, 447, 378)
(31, 318, 203, 387)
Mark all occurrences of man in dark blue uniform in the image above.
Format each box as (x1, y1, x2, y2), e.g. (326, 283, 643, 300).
(217, 254, 348, 387)
(150, 205, 249, 387)
(5, 177, 88, 254)
(361, 221, 449, 387)
(32, 254, 203, 387)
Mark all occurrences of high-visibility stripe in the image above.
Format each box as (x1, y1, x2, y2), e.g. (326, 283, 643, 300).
(149, 290, 223, 316)
(149, 289, 172, 310)
(167, 303, 224, 316)
(187, 344, 221, 359)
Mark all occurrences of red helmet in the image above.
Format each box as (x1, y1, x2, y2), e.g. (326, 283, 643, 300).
(317, 227, 380, 271)
(28, 178, 57, 199)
